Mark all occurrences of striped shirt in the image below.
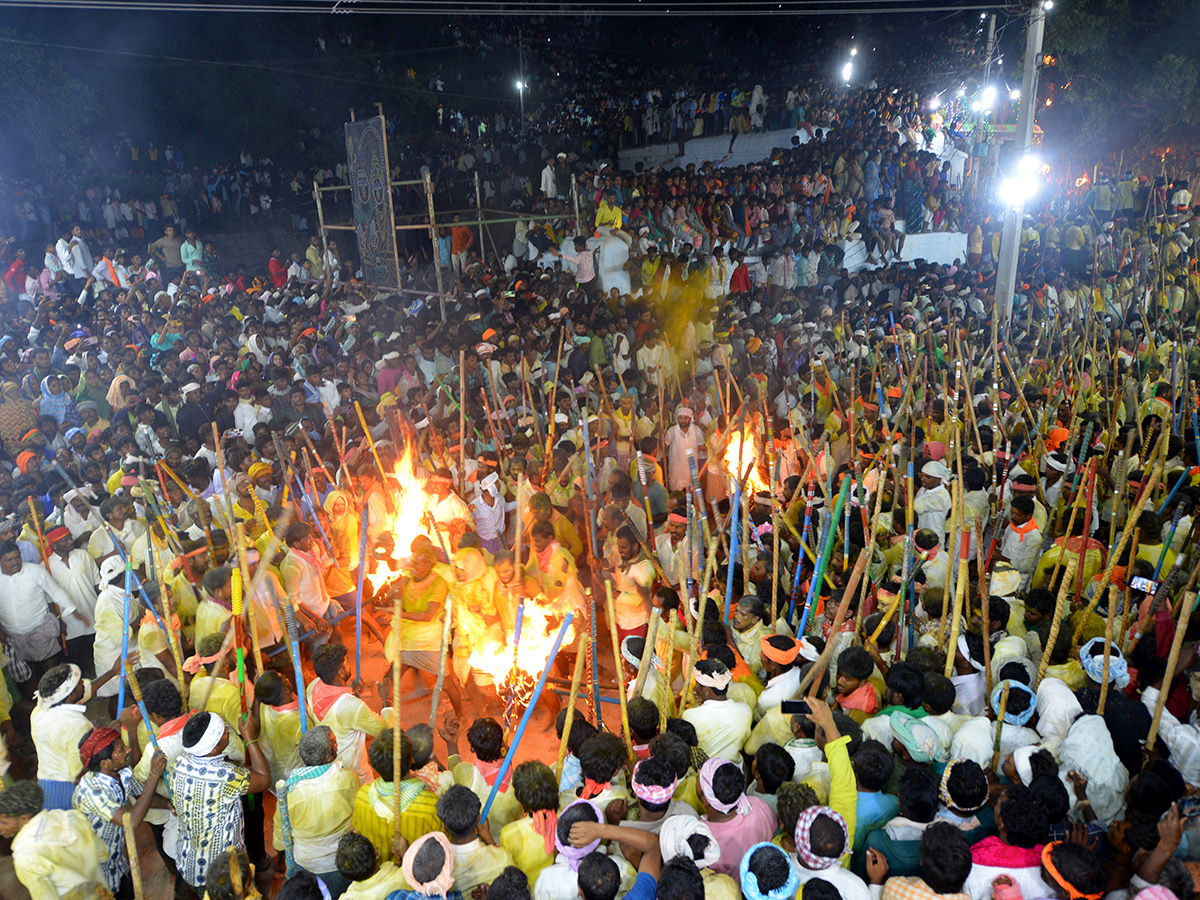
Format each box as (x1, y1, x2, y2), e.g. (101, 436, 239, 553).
(352, 778, 442, 863)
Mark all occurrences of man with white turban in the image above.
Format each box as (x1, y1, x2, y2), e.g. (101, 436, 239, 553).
(660, 816, 740, 900)
(664, 405, 704, 491)
(914, 461, 953, 545)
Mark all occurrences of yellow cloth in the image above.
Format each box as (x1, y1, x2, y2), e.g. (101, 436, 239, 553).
(272, 762, 360, 871)
(260, 703, 305, 788)
(194, 598, 232, 644)
(448, 839, 514, 897)
(341, 862, 409, 900)
(385, 571, 450, 662)
(1045, 659, 1085, 691)
(744, 706, 794, 756)
(188, 675, 246, 737)
(703, 868, 742, 900)
(30, 703, 92, 782)
(11, 809, 107, 900)
(500, 815, 556, 885)
(352, 779, 442, 863)
(673, 772, 704, 813)
(825, 734, 857, 866)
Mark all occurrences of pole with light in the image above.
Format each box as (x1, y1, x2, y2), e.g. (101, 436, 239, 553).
(994, 0, 1051, 327)
(516, 80, 526, 134)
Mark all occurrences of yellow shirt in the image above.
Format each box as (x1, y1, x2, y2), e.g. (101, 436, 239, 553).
(194, 597, 232, 644)
(189, 675, 247, 737)
(272, 762, 360, 871)
(341, 862, 409, 900)
(261, 702, 305, 788)
(12, 810, 107, 900)
(595, 201, 623, 229)
(352, 779, 443, 863)
(500, 815, 556, 885)
(30, 702, 92, 782)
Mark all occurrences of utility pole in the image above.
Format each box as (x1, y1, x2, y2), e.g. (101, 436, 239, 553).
(994, 1, 1048, 327)
(982, 13, 997, 83)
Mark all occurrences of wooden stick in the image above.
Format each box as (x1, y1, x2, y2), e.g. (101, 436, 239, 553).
(234, 523, 264, 677)
(797, 548, 868, 696)
(1072, 457, 1164, 645)
(123, 812, 144, 900)
(556, 632, 589, 781)
(990, 683, 1011, 773)
(1097, 584, 1119, 716)
(632, 609, 661, 699)
(681, 537, 719, 712)
(1035, 559, 1080, 686)
(660, 608, 679, 729)
(1147, 590, 1198, 754)
(604, 580, 636, 764)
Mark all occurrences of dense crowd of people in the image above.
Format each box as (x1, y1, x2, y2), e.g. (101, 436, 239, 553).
(0, 10, 1200, 900)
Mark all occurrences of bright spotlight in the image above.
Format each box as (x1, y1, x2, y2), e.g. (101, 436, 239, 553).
(842, 62, 853, 82)
(929, 95, 942, 110)
(981, 85, 997, 108)
(515, 80, 525, 91)
(1044, 0, 1053, 8)
(998, 156, 1042, 207)
(1010, 88, 1021, 100)
(850, 47, 858, 56)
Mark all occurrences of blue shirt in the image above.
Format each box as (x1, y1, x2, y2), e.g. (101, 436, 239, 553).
(625, 873, 657, 900)
(854, 790, 900, 851)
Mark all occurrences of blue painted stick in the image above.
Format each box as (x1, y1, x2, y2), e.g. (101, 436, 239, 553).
(724, 480, 741, 624)
(1157, 471, 1188, 517)
(354, 500, 369, 684)
(280, 598, 308, 734)
(797, 475, 851, 637)
(480, 613, 574, 823)
(116, 558, 132, 716)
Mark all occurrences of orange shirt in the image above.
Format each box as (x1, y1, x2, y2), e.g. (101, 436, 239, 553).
(450, 225, 475, 254)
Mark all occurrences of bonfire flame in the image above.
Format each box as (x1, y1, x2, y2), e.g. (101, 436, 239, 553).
(469, 600, 575, 709)
(366, 443, 432, 595)
(724, 427, 769, 491)
(366, 442, 574, 708)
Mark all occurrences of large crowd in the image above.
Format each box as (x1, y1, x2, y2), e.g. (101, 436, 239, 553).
(0, 11, 1199, 900)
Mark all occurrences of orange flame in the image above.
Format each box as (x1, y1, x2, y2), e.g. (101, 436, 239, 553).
(723, 428, 768, 491)
(364, 443, 575, 702)
(366, 443, 434, 594)
(468, 600, 575, 695)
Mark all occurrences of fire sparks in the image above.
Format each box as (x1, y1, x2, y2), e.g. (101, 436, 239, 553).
(724, 427, 768, 490)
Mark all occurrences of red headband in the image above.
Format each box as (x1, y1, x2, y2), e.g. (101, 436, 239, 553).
(79, 726, 120, 769)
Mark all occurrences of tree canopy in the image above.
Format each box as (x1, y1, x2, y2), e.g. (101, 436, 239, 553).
(1042, 0, 1200, 151)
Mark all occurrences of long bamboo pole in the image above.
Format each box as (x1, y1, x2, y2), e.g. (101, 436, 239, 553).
(1035, 559, 1080, 686)
(556, 632, 589, 781)
(604, 582, 636, 764)
(1146, 590, 1198, 754)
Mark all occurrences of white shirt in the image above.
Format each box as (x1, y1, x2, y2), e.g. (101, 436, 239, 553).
(681, 697, 753, 762)
(0, 561, 75, 635)
(757, 668, 802, 719)
(1142, 686, 1200, 785)
(913, 483, 952, 542)
(47, 549, 99, 639)
(31, 701, 92, 782)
